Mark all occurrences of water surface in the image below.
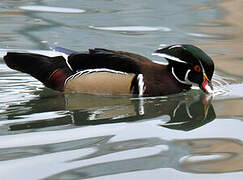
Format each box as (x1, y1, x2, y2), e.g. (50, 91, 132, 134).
(1, 0, 243, 179)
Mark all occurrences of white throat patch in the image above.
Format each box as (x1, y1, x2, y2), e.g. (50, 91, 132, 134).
(171, 67, 194, 85)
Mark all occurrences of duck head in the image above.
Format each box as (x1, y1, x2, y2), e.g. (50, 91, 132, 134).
(153, 44, 214, 94)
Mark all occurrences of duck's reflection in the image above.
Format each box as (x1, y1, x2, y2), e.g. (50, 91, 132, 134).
(161, 94, 215, 131)
(7, 91, 216, 132)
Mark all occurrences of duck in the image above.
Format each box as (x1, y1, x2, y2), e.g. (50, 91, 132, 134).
(3, 44, 214, 96)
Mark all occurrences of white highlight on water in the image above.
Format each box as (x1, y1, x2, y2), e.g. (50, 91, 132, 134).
(19, 5, 85, 13)
(89, 26, 171, 32)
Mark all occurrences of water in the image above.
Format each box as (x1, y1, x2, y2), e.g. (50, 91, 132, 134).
(1, 0, 243, 179)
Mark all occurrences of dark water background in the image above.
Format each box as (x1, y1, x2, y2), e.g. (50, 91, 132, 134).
(1, 0, 243, 179)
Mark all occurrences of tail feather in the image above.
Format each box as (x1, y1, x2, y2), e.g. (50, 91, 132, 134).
(4, 52, 73, 91)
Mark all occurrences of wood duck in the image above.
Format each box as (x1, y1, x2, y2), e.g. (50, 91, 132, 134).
(3, 44, 214, 96)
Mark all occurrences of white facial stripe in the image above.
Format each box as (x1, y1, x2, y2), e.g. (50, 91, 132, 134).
(184, 69, 192, 84)
(152, 53, 187, 64)
(185, 69, 197, 86)
(168, 45, 182, 49)
(172, 67, 191, 85)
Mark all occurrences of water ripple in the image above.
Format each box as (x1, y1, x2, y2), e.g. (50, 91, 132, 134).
(212, 73, 231, 96)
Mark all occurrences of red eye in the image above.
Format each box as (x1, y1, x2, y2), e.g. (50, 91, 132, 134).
(194, 65, 201, 72)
